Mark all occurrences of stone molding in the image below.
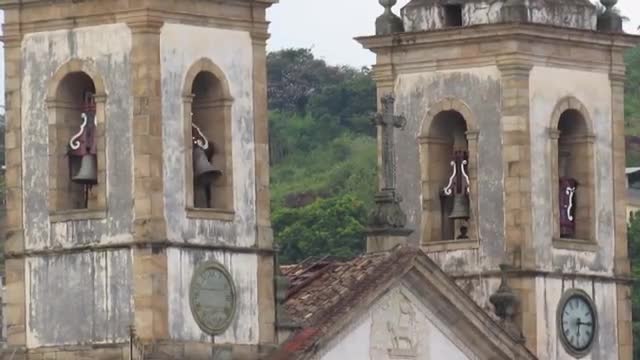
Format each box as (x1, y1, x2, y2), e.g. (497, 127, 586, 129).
(549, 96, 594, 133)
(420, 98, 478, 135)
(454, 270, 633, 286)
(357, 24, 639, 75)
(421, 239, 479, 252)
(185, 208, 235, 222)
(49, 209, 107, 223)
(5, 241, 276, 260)
(552, 237, 599, 252)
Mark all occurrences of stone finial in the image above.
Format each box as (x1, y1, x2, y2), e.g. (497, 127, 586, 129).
(489, 264, 525, 343)
(376, 0, 404, 35)
(597, 0, 623, 33)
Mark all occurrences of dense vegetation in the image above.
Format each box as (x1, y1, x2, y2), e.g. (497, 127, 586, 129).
(267, 49, 377, 264)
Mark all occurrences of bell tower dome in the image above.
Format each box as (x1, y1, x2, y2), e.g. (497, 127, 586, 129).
(358, 0, 639, 358)
(1, 0, 277, 358)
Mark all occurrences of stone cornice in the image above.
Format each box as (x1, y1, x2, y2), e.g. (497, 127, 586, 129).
(448, 268, 633, 285)
(0, 0, 278, 8)
(0, 3, 273, 38)
(356, 23, 640, 52)
(357, 24, 639, 74)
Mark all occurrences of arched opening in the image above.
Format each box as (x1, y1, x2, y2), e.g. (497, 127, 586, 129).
(556, 109, 594, 240)
(187, 69, 233, 211)
(49, 71, 102, 211)
(423, 110, 471, 241)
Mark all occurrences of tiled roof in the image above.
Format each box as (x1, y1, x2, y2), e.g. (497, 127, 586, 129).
(277, 246, 419, 356)
(270, 245, 537, 360)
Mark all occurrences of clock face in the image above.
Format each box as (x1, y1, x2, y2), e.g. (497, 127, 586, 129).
(558, 290, 597, 356)
(189, 261, 237, 335)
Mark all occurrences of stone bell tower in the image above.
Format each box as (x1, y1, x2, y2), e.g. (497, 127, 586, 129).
(358, 0, 639, 358)
(1, 0, 277, 358)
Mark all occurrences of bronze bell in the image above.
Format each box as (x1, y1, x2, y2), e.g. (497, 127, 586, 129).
(193, 146, 222, 186)
(72, 154, 98, 185)
(449, 193, 470, 220)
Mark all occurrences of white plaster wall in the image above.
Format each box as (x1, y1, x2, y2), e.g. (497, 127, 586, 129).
(394, 66, 505, 271)
(321, 316, 371, 360)
(317, 285, 473, 360)
(160, 24, 256, 248)
(535, 278, 618, 359)
(21, 24, 134, 251)
(166, 248, 259, 344)
(529, 66, 614, 274)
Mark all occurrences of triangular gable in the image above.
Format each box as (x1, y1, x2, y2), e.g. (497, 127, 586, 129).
(271, 246, 536, 360)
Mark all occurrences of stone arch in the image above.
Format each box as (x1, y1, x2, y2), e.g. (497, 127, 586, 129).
(45, 59, 108, 215)
(182, 58, 234, 215)
(418, 98, 479, 245)
(47, 59, 107, 103)
(420, 98, 478, 137)
(549, 96, 594, 134)
(182, 58, 233, 101)
(548, 96, 596, 242)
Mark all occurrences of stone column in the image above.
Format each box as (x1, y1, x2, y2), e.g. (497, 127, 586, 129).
(497, 59, 537, 352)
(611, 71, 633, 360)
(127, 16, 169, 341)
(252, 26, 277, 344)
(3, 15, 26, 348)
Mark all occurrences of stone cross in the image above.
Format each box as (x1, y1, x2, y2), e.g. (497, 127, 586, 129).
(373, 94, 406, 192)
(368, 94, 409, 231)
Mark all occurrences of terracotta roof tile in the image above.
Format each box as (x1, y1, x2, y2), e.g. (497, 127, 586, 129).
(274, 246, 419, 358)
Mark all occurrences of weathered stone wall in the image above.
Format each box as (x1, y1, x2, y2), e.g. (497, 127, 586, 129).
(394, 67, 505, 270)
(402, 0, 596, 32)
(167, 249, 258, 344)
(529, 67, 614, 273)
(159, 23, 263, 344)
(26, 251, 132, 347)
(22, 24, 133, 250)
(160, 24, 256, 248)
(20, 23, 134, 348)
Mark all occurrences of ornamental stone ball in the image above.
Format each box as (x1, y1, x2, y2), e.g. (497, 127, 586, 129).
(376, 0, 404, 35)
(597, 0, 623, 32)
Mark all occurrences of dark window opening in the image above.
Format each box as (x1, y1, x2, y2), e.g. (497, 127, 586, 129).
(444, 5, 463, 27)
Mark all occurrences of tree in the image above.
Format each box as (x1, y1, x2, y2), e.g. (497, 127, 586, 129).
(273, 194, 367, 264)
(267, 48, 378, 264)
